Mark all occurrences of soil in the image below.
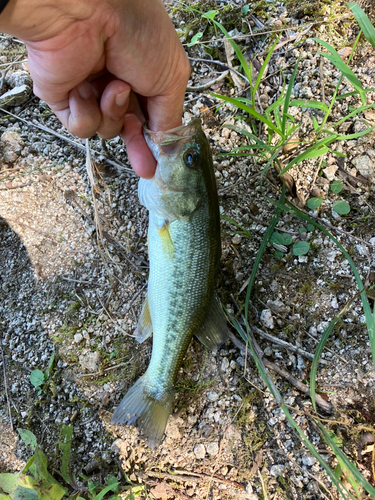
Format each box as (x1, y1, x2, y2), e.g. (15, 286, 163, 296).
(0, 1, 375, 499)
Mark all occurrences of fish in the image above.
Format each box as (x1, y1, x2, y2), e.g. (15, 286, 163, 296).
(111, 118, 228, 446)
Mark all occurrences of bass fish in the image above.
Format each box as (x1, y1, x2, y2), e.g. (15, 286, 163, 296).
(111, 119, 227, 446)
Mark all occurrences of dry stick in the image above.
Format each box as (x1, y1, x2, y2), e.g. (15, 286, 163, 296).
(188, 57, 249, 85)
(251, 325, 327, 364)
(227, 330, 332, 413)
(1, 348, 13, 430)
(186, 70, 230, 92)
(0, 107, 135, 174)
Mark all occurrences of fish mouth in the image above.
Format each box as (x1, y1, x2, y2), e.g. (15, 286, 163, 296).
(144, 118, 201, 146)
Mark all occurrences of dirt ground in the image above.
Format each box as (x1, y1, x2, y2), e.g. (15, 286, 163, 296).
(0, 1, 375, 499)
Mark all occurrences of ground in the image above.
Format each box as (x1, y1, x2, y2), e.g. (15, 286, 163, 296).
(0, 1, 375, 499)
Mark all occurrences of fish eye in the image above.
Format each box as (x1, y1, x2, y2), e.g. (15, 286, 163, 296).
(183, 148, 200, 169)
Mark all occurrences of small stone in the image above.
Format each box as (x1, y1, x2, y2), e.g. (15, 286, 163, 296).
(266, 298, 290, 314)
(0, 84, 32, 107)
(322, 165, 338, 181)
(74, 333, 83, 343)
(232, 234, 242, 245)
(302, 455, 316, 466)
(221, 357, 229, 372)
(351, 155, 374, 178)
(260, 309, 274, 329)
(79, 350, 100, 372)
(21, 411, 28, 419)
(206, 391, 219, 402)
(5, 70, 33, 89)
(1, 128, 25, 162)
(194, 443, 206, 459)
(270, 464, 285, 477)
(207, 442, 219, 457)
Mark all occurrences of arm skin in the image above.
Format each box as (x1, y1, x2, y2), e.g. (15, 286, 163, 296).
(0, 0, 190, 178)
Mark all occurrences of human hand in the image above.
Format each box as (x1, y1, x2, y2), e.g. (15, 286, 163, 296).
(0, 0, 190, 178)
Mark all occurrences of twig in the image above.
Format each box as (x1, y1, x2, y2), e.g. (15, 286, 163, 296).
(186, 70, 229, 92)
(125, 282, 147, 311)
(0, 107, 135, 174)
(1, 348, 13, 430)
(227, 330, 332, 413)
(0, 180, 32, 190)
(188, 57, 249, 85)
(251, 325, 327, 364)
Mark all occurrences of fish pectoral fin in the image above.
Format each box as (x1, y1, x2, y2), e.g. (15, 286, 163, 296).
(134, 293, 153, 343)
(157, 221, 174, 257)
(195, 294, 228, 352)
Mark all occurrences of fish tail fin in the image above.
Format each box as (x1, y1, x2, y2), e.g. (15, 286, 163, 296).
(111, 375, 174, 448)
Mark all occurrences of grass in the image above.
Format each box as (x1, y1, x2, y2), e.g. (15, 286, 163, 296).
(207, 3, 375, 498)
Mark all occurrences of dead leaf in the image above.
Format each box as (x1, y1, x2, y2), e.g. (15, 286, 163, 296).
(150, 481, 174, 500)
(337, 47, 352, 58)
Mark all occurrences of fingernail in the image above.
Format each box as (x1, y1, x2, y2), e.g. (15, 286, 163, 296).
(77, 81, 92, 100)
(115, 90, 129, 107)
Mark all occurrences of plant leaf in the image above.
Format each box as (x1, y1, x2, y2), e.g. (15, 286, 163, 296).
(331, 180, 343, 193)
(314, 38, 367, 104)
(293, 241, 310, 256)
(347, 2, 375, 48)
(29, 370, 45, 388)
(332, 200, 350, 215)
(188, 32, 203, 46)
(307, 198, 322, 210)
(17, 430, 37, 451)
(290, 99, 329, 112)
(58, 425, 75, 486)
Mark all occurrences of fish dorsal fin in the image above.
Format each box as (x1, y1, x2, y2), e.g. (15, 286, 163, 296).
(134, 293, 153, 343)
(195, 294, 228, 352)
(157, 221, 174, 257)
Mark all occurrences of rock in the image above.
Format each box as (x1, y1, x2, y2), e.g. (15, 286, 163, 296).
(149, 482, 173, 500)
(322, 165, 338, 181)
(232, 234, 242, 245)
(0, 84, 32, 106)
(351, 155, 374, 178)
(270, 464, 285, 477)
(79, 350, 100, 373)
(302, 455, 316, 466)
(74, 333, 83, 343)
(165, 417, 181, 439)
(206, 391, 219, 402)
(207, 441, 219, 456)
(193, 443, 206, 459)
(266, 298, 290, 314)
(5, 70, 33, 89)
(221, 357, 229, 371)
(1, 128, 25, 162)
(260, 309, 274, 329)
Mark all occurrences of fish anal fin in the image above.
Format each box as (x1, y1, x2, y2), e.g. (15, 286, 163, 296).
(195, 294, 228, 352)
(157, 221, 174, 257)
(134, 293, 153, 343)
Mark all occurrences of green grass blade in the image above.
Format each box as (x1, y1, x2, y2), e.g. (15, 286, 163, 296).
(244, 184, 285, 322)
(347, 2, 375, 48)
(290, 99, 329, 112)
(336, 87, 375, 99)
(221, 215, 252, 239)
(223, 124, 270, 148)
(211, 93, 283, 137)
(282, 56, 301, 135)
(210, 20, 253, 85)
(310, 316, 342, 411)
(334, 103, 375, 126)
(335, 124, 375, 140)
(318, 422, 375, 497)
(253, 33, 283, 96)
(314, 38, 367, 104)
(280, 146, 329, 174)
(266, 197, 374, 362)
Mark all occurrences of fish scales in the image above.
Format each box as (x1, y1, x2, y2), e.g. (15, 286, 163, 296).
(111, 119, 227, 446)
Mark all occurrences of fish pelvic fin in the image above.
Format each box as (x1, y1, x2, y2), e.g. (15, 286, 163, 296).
(195, 294, 228, 352)
(111, 375, 174, 449)
(134, 293, 153, 343)
(157, 221, 174, 258)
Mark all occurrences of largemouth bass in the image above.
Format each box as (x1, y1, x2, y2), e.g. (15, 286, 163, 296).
(111, 119, 227, 446)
